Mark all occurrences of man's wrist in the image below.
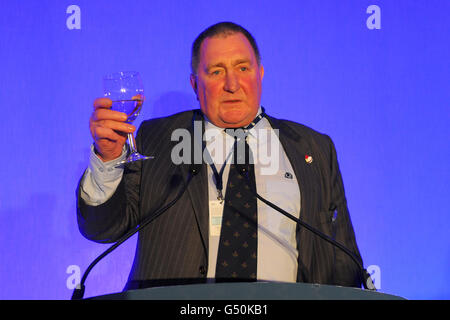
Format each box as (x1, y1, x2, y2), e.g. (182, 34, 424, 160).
(89, 144, 127, 182)
(93, 145, 125, 163)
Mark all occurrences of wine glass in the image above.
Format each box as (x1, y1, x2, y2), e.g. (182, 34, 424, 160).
(103, 71, 153, 165)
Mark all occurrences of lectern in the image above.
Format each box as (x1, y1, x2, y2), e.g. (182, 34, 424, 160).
(91, 282, 404, 300)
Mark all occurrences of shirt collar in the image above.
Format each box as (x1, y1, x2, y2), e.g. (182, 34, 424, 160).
(204, 106, 266, 139)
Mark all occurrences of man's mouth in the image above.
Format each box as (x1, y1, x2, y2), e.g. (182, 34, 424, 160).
(222, 99, 242, 104)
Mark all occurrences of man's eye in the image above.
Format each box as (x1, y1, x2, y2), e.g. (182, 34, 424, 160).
(240, 66, 248, 71)
(211, 70, 221, 75)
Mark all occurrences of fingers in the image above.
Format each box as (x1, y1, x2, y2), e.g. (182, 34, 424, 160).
(132, 94, 145, 107)
(89, 97, 137, 162)
(89, 98, 136, 143)
(92, 107, 128, 122)
(93, 97, 112, 110)
(92, 125, 128, 143)
(91, 118, 135, 134)
(92, 126, 128, 162)
(90, 105, 133, 135)
(90, 120, 131, 162)
(89, 112, 136, 144)
(93, 97, 128, 122)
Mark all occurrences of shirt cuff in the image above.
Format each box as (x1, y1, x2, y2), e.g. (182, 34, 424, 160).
(79, 145, 128, 206)
(89, 144, 127, 182)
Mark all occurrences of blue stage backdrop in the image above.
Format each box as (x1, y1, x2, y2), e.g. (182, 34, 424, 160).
(0, 0, 448, 299)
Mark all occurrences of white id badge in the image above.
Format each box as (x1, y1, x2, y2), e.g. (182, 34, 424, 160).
(209, 200, 223, 237)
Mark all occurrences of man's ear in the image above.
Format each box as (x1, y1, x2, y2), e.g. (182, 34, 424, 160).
(190, 73, 198, 94)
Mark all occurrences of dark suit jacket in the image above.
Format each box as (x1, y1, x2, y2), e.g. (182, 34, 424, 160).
(77, 109, 364, 290)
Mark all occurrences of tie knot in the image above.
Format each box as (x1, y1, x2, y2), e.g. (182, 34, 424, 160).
(223, 112, 265, 140)
(225, 128, 249, 142)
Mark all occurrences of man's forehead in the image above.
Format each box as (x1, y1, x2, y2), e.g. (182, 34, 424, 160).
(199, 32, 257, 65)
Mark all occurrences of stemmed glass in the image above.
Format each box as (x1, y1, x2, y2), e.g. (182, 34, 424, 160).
(103, 71, 153, 165)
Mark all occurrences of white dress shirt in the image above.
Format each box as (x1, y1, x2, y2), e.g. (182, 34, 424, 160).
(80, 108, 301, 282)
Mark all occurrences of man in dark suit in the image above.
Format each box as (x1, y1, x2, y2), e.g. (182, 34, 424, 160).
(78, 22, 364, 290)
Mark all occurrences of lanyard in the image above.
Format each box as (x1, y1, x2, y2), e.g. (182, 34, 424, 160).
(204, 142, 234, 203)
(204, 112, 266, 203)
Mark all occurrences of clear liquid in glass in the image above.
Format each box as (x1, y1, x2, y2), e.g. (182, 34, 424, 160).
(111, 99, 142, 123)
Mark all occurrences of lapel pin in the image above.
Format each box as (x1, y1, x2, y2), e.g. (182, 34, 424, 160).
(305, 154, 313, 164)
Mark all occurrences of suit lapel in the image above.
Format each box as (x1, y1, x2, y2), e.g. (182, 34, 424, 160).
(178, 111, 209, 256)
(175, 111, 322, 278)
(265, 115, 321, 279)
(180, 162, 209, 255)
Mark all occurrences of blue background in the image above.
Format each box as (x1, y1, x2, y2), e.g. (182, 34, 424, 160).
(0, 0, 448, 299)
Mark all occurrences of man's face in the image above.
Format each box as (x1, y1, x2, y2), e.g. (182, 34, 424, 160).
(190, 32, 264, 128)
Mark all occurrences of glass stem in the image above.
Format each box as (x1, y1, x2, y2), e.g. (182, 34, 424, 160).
(127, 133, 138, 154)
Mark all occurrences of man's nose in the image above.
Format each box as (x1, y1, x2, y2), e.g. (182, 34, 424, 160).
(223, 71, 240, 93)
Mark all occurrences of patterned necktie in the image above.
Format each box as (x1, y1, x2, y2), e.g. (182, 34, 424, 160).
(215, 114, 263, 282)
